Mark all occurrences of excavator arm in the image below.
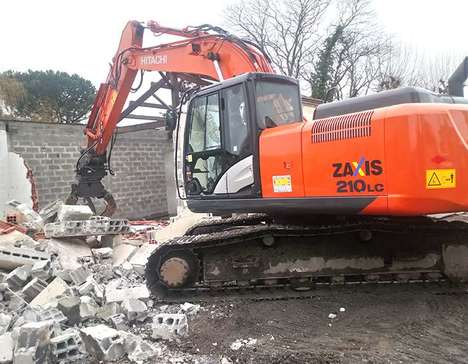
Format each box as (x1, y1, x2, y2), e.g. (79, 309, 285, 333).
(67, 20, 274, 215)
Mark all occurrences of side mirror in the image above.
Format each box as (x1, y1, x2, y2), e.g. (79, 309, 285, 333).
(165, 109, 177, 131)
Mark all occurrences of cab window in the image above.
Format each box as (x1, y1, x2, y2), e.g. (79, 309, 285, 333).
(255, 81, 301, 128)
(188, 94, 221, 153)
(223, 84, 250, 156)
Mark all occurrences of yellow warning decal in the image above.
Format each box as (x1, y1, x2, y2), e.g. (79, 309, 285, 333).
(273, 175, 292, 193)
(426, 169, 456, 189)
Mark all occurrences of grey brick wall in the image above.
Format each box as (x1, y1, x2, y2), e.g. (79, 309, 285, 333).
(1, 119, 174, 219)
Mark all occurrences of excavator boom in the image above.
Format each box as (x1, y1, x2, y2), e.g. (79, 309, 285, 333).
(68, 20, 274, 214)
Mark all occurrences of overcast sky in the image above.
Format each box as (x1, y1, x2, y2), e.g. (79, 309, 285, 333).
(0, 0, 467, 86)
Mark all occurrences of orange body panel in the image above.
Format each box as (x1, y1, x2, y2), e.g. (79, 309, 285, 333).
(259, 103, 468, 216)
(259, 123, 305, 197)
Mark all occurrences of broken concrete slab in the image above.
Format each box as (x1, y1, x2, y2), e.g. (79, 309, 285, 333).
(0, 333, 13, 364)
(105, 284, 150, 303)
(92, 247, 113, 261)
(57, 204, 93, 222)
(113, 261, 134, 278)
(154, 210, 208, 243)
(112, 243, 137, 267)
(0, 245, 50, 271)
(80, 296, 98, 320)
(30, 277, 68, 307)
(96, 302, 121, 322)
(128, 244, 158, 275)
(5, 265, 31, 290)
(30, 260, 52, 281)
(0, 230, 36, 249)
(80, 324, 125, 362)
(152, 313, 188, 340)
(0, 313, 12, 335)
(44, 216, 130, 238)
(57, 296, 81, 326)
(14, 320, 56, 364)
(180, 302, 201, 316)
(44, 238, 92, 281)
(121, 299, 147, 322)
(120, 331, 162, 363)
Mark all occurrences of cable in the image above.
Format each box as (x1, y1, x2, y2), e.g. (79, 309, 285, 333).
(75, 140, 99, 172)
(130, 70, 144, 93)
(107, 129, 118, 176)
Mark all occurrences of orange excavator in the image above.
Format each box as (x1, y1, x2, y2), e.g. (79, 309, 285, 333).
(69, 21, 468, 299)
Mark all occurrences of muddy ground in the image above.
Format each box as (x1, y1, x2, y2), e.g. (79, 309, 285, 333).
(172, 284, 468, 364)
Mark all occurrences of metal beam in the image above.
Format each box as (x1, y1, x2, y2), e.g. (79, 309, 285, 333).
(125, 114, 166, 122)
(129, 101, 168, 110)
(152, 94, 171, 110)
(119, 79, 168, 121)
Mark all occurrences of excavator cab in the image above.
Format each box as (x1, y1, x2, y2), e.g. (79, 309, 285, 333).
(182, 72, 302, 201)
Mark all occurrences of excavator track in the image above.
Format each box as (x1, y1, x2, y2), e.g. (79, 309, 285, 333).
(145, 214, 468, 302)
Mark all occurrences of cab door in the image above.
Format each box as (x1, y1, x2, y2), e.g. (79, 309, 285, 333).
(183, 84, 255, 198)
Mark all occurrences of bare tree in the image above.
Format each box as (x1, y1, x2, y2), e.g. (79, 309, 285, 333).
(376, 43, 462, 93)
(225, 0, 331, 79)
(305, 0, 391, 99)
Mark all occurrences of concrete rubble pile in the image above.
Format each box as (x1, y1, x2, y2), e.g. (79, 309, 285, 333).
(0, 202, 201, 363)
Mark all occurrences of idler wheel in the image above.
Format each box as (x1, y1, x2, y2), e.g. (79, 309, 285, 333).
(157, 251, 199, 289)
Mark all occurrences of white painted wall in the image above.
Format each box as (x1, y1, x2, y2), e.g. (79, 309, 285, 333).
(0, 125, 34, 219)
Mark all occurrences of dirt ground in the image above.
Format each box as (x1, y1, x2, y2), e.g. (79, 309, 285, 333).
(173, 284, 468, 364)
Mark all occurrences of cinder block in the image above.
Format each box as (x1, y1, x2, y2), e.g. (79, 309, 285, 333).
(121, 299, 147, 322)
(0, 247, 50, 271)
(50, 329, 85, 363)
(57, 205, 93, 222)
(38, 200, 63, 223)
(24, 307, 68, 326)
(22, 278, 48, 301)
(109, 314, 128, 330)
(152, 313, 188, 340)
(6, 200, 44, 231)
(44, 217, 129, 238)
(69, 267, 89, 286)
(5, 265, 31, 290)
(8, 295, 27, 312)
(80, 324, 125, 361)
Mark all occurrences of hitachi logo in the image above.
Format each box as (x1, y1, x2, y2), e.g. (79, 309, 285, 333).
(140, 55, 168, 65)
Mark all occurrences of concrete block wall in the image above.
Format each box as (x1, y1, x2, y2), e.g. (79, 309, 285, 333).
(1, 119, 175, 219)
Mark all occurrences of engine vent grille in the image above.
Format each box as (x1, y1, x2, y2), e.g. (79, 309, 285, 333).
(311, 110, 373, 143)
